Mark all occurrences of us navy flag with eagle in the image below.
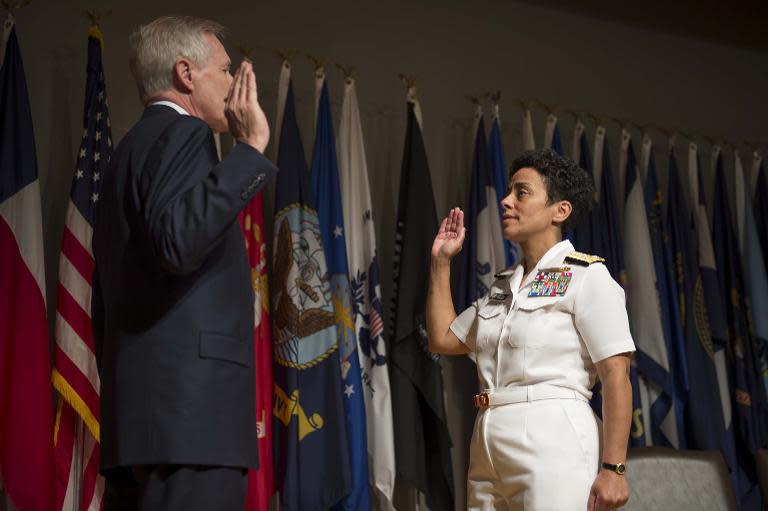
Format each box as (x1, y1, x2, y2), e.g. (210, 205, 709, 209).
(271, 77, 351, 510)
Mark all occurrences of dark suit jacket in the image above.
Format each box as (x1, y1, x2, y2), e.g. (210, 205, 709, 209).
(92, 105, 277, 471)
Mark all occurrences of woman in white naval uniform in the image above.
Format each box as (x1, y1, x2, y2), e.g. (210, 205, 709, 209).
(427, 149, 635, 511)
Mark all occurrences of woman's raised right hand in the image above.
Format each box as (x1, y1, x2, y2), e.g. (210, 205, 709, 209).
(431, 207, 466, 261)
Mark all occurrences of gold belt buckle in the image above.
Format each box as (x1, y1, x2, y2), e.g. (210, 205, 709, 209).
(474, 392, 490, 408)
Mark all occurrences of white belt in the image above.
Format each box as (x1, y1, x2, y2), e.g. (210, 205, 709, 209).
(473, 384, 588, 408)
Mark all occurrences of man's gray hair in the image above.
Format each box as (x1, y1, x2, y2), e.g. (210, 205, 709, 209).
(128, 16, 225, 103)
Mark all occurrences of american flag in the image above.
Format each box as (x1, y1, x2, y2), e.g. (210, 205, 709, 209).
(52, 27, 112, 511)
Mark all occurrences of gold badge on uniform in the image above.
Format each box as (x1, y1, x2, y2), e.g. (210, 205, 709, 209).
(528, 267, 572, 297)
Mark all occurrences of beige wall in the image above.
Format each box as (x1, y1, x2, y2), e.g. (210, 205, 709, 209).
(7, 0, 767, 508)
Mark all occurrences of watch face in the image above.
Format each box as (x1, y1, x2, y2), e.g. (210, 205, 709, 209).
(616, 463, 626, 475)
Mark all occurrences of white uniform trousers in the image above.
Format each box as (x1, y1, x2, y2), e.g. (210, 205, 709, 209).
(467, 395, 600, 510)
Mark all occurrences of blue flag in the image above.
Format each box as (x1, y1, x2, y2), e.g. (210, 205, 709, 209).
(736, 154, 768, 397)
(586, 131, 645, 446)
(623, 137, 675, 448)
(595, 133, 624, 284)
(271, 80, 351, 511)
(667, 149, 735, 460)
(456, 115, 506, 312)
(569, 131, 598, 252)
(644, 148, 688, 448)
(488, 114, 517, 267)
(310, 77, 370, 511)
(712, 152, 766, 510)
(551, 123, 564, 156)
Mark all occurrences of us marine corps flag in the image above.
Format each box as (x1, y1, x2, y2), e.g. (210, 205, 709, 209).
(388, 87, 454, 511)
(271, 67, 351, 511)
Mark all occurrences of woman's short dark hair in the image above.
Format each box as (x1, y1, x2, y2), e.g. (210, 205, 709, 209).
(509, 149, 595, 233)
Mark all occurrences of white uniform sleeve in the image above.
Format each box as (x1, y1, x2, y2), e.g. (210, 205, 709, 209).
(450, 301, 480, 352)
(574, 263, 636, 363)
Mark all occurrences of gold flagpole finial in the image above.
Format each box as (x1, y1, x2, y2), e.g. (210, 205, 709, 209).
(305, 53, 325, 71)
(236, 43, 258, 61)
(398, 73, 416, 89)
(464, 94, 480, 105)
(273, 48, 298, 63)
(82, 8, 110, 44)
(82, 8, 111, 28)
(334, 62, 355, 80)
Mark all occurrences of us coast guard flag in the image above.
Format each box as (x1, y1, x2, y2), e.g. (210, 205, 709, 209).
(310, 69, 370, 511)
(336, 76, 396, 509)
(456, 106, 506, 311)
(0, 16, 55, 510)
(620, 130, 671, 447)
(271, 73, 351, 511)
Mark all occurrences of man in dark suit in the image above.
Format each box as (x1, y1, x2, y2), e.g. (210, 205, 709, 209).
(92, 16, 277, 510)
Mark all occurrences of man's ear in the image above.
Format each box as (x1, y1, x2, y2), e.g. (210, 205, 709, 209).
(173, 58, 194, 93)
(552, 199, 573, 226)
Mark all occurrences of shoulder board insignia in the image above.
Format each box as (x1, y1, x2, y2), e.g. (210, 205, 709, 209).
(539, 266, 571, 273)
(564, 251, 606, 266)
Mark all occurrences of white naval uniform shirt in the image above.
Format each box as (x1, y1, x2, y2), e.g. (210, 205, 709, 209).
(450, 240, 635, 399)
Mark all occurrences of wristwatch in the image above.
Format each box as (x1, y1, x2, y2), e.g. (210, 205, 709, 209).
(601, 461, 626, 475)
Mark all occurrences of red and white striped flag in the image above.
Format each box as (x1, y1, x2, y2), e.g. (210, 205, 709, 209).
(0, 15, 56, 510)
(240, 191, 274, 511)
(52, 26, 112, 511)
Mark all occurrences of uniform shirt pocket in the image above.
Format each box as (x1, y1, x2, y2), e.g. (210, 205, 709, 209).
(476, 303, 507, 349)
(517, 295, 570, 347)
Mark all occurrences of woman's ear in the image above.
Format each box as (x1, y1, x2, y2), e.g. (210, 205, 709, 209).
(172, 58, 194, 93)
(553, 199, 573, 225)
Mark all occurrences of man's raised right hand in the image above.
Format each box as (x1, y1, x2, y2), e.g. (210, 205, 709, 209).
(225, 60, 270, 153)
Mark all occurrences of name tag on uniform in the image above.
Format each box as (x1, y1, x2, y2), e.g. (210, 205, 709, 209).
(529, 267, 572, 297)
(489, 292, 509, 302)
